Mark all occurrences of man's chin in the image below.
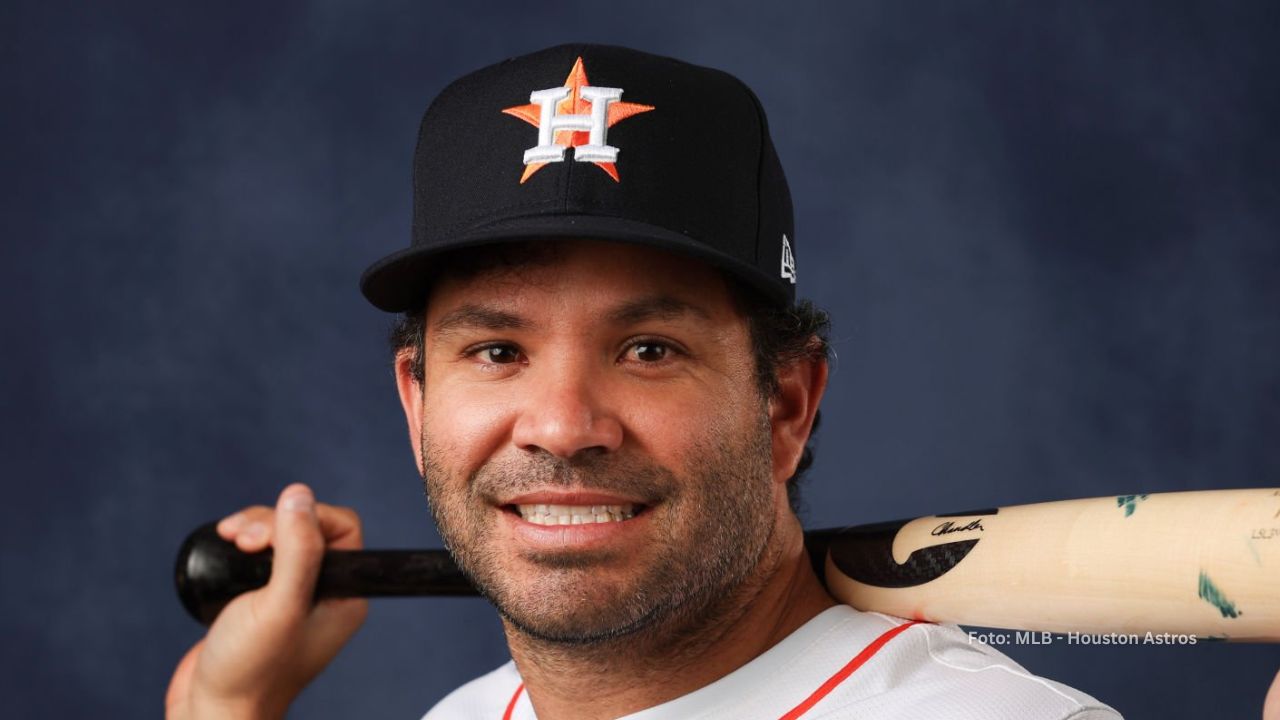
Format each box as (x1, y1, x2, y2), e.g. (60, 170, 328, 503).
(483, 574, 672, 646)
(496, 600, 668, 646)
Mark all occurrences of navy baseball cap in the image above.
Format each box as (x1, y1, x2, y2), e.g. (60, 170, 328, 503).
(360, 43, 798, 312)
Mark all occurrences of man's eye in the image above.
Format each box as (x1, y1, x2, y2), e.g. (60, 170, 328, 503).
(477, 345, 521, 364)
(629, 342, 669, 363)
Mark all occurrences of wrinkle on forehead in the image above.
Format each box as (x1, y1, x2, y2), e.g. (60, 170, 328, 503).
(426, 239, 736, 324)
(431, 295, 719, 344)
(606, 296, 713, 325)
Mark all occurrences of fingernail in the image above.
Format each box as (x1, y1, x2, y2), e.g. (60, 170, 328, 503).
(243, 521, 267, 542)
(281, 487, 315, 514)
(219, 513, 247, 533)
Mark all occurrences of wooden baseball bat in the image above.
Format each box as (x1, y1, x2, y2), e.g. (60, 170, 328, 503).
(819, 487, 1280, 641)
(174, 488, 1280, 641)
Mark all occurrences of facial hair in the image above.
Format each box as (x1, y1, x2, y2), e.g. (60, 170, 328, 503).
(418, 411, 777, 647)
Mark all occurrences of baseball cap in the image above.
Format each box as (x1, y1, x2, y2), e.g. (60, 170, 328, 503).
(359, 43, 798, 313)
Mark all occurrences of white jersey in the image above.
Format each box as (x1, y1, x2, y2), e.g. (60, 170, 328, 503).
(423, 606, 1123, 719)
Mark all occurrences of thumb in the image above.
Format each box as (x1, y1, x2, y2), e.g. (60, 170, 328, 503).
(263, 483, 324, 617)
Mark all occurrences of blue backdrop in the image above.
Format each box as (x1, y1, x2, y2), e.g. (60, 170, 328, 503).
(3, 1, 1278, 717)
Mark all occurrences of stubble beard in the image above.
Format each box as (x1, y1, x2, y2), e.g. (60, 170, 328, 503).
(418, 411, 778, 652)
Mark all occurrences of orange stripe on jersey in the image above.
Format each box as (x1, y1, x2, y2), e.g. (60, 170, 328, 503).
(497, 620, 924, 720)
(502, 682, 524, 720)
(777, 620, 925, 720)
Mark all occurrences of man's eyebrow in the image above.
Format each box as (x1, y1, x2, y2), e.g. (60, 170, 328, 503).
(432, 304, 534, 337)
(605, 296, 714, 326)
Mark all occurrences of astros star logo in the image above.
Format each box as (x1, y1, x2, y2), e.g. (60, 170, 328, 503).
(502, 57, 655, 184)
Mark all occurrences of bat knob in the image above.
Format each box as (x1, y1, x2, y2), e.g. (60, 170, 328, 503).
(174, 522, 273, 626)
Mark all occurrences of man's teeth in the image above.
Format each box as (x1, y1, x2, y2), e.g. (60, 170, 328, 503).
(516, 504, 636, 525)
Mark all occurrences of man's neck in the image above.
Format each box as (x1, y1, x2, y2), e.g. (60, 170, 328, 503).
(504, 522, 836, 720)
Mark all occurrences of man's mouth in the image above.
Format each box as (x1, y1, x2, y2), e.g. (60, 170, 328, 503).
(513, 503, 639, 526)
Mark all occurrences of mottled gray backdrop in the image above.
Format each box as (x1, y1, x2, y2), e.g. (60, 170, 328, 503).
(3, 1, 1278, 717)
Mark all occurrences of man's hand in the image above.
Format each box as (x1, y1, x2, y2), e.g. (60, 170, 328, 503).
(165, 484, 368, 720)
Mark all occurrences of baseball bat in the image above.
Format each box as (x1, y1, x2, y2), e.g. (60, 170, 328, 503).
(174, 488, 1280, 641)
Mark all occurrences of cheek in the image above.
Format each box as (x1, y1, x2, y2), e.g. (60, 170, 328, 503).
(421, 385, 513, 471)
(620, 378, 759, 464)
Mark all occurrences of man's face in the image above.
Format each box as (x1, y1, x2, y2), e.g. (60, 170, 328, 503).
(407, 240, 786, 645)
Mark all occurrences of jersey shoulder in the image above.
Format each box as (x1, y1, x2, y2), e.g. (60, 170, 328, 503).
(421, 661, 523, 720)
(811, 615, 1124, 720)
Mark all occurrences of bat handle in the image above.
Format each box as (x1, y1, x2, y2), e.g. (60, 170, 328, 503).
(175, 523, 844, 626)
(174, 522, 477, 626)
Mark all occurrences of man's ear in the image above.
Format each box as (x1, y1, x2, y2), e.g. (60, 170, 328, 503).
(768, 349, 828, 485)
(394, 348, 425, 475)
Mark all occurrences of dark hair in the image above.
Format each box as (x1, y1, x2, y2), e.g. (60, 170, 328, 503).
(388, 253, 831, 514)
(728, 287, 832, 514)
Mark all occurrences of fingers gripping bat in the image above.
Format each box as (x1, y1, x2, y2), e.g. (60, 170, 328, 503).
(174, 488, 1280, 641)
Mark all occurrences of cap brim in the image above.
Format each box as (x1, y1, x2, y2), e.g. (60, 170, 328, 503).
(359, 215, 789, 312)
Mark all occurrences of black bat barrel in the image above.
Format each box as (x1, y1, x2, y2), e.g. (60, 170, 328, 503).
(174, 522, 475, 625)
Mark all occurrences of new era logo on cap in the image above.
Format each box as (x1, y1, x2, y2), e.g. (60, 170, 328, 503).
(359, 43, 798, 313)
(781, 234, 796, 284)
(502, 57, 655, 184)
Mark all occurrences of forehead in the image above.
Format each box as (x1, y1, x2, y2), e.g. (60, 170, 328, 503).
(424, 239, 741, 321)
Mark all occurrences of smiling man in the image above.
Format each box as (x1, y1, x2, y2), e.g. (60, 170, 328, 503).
(166, 44, 1125, 719)
(398, 239, 833, 719)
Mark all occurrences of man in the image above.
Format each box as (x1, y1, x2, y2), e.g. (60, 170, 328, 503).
(167, 43, 1128, 719)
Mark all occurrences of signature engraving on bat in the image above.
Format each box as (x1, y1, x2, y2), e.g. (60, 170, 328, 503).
(1116, 494, 1150, 517)
(1198, 571, 1241, 619)
(932, 519, 985, 536)
(826, 508, 998, 588)
(1252, 528, 1280, 540)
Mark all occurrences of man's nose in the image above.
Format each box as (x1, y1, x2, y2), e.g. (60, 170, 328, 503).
(510, 362, 623, 460)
